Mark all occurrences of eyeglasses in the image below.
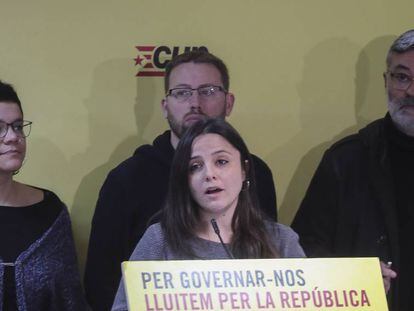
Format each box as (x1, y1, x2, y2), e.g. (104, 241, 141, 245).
(166, 85, 226, 103)
(0, 120, 32, 138)
(387, 71, 414, 91)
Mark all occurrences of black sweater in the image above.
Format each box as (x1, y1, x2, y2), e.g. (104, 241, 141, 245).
(84, 130, 277, 311)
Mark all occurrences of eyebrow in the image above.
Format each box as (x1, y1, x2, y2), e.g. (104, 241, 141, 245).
(0, 118, 23, 123)
(171, 84, 192, 89)
(392, 64, 411, 71)
(190, 149, 232, 160)
(171, 83, 221, 89)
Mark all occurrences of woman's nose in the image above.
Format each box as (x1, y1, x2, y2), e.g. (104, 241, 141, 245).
(2, 125, 20, 143)
(204, 164, 217, 181)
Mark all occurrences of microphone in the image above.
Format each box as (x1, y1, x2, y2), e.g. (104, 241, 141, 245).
(210, 219, 234, 259)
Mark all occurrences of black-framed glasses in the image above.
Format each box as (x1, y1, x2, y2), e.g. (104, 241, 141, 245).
(0, 120, 32, 138)
(166, 85, 226, 102)
(386, 71, 414, 91)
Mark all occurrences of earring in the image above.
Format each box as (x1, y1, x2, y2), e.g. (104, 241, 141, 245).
(242, 179, 250, 191)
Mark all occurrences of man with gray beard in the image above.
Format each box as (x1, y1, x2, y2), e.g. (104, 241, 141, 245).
(292, 29, 414, 311)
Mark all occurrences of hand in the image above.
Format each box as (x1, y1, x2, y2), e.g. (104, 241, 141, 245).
(380, 261, 397, 293)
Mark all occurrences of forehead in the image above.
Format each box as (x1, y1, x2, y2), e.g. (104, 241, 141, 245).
(191, 133, 239, 157)
(0, 102, 23, 121)
(168, 63, 223, 89)
(388, 49, 414, 72)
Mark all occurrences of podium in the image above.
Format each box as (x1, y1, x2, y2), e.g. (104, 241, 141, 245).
(122, 257, 388, 310)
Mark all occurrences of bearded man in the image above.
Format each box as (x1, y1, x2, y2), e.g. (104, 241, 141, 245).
(84, 51, 277, 311)
(292, 30, 414, 311)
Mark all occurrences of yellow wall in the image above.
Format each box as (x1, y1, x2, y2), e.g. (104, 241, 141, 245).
(1, 0, 413, 271)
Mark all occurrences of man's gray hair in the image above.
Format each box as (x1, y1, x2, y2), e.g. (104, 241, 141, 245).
(386, 29, 414, 67)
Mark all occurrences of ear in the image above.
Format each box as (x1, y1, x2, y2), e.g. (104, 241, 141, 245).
(224, 92, 235, 117)
(161, 98, 168, 118)
(383, 72, 388, 89)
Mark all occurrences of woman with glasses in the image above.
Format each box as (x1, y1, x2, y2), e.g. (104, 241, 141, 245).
(0, 81, 87, 310)
(112, 118, 305, 310)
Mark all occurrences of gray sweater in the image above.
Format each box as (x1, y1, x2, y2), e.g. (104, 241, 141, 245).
(112, 222, 305, 310)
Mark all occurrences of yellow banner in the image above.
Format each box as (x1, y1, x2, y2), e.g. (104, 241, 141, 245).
(122, 258, 388, 311)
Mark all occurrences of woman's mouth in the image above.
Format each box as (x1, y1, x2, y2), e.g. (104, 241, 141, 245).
(0, 150, 19, 155)
(205, 187, 223, 194)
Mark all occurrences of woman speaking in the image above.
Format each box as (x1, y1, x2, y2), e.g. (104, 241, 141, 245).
(112, 118, 304, 310)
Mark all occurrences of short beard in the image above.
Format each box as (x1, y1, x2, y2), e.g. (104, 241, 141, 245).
(166, 116, 186, 139)
(166, 108, 227, 139)
(388, 95, 414, 136)
(167, 113, 209, 139)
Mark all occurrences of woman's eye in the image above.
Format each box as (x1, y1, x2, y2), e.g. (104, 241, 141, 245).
(13, 125, 23, 132)
(189, 163, 202, 173)
(216, 159, 228, 166)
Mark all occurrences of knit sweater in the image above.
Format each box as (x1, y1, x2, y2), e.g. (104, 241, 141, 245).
(0, 191, 87, 311)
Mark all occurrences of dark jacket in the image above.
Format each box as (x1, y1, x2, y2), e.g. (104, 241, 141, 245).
(292, 116, 400, 310)
(84, 130, 277, 311)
